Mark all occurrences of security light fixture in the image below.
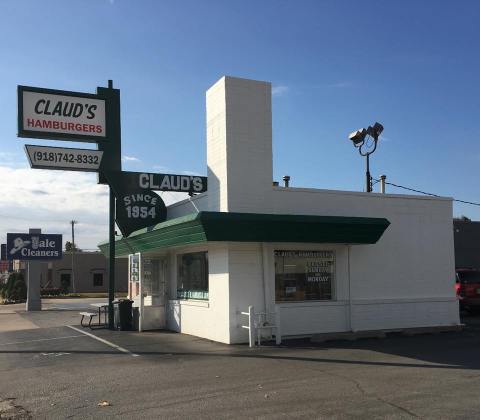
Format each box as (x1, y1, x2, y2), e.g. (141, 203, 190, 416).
(348, 128, 368, 145)
(347, 122, 384, 193)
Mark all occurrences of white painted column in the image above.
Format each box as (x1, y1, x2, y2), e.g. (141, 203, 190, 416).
(206, 76, 273, 213)
(26, 228, 42, 311)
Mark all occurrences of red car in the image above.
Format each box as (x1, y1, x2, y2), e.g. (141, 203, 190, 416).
(456, 268, 480, 312)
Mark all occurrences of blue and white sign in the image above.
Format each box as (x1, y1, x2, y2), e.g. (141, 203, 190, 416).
(6, 233, 63, 260)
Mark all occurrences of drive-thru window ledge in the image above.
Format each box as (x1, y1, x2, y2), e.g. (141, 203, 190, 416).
(168, 299, 210, 308)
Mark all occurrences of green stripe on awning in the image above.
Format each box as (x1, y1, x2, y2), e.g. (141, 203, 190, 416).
(98, 211, 390, 257)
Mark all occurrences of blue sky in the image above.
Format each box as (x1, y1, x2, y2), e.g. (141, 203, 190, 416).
(1, 0, 479, 248)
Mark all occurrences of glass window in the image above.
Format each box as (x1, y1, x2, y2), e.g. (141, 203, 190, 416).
(93, 273, 103, 287)
(177, 252, 208, 300)
(60, 273, 71, 292)
(275, 250, 334, 302)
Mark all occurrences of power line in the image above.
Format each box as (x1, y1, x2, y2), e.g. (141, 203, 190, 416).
(0, 213, 107, 225)
(374, 179, 480, 207)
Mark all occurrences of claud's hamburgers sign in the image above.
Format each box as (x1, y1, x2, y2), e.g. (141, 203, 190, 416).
(18, 86, 106, 142)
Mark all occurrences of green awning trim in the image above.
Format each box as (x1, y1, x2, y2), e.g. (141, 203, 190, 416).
(98, 211, 390, 257)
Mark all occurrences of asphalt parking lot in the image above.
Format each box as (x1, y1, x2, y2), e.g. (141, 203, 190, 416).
(1, 301, 480, 419)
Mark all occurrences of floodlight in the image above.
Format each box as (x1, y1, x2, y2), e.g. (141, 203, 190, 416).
(348, 128, 368, 145)
(367, 122, 383, 139)
(346, 122, 384, 193)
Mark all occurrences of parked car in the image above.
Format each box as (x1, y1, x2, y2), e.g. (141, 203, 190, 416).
(456, 268, 480, 312)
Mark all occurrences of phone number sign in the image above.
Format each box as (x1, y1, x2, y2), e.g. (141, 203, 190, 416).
(25, 145, 103, 172)
(18, 86, 106, 142)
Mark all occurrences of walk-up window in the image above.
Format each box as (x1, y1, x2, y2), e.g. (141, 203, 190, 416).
(177, 251, 208, 300)
(275, 250, 334, 302)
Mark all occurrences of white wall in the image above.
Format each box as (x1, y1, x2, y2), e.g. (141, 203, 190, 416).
(271, 187, 456, 301)
(160, 75, 459, 344)
(166, 243, 231, 343)
(206, 76, 273, 213)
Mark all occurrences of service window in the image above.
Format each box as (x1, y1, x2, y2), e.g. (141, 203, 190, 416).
(275, 250, 334, 302)
(93, 273, 104, 287)
(177, 251, 208, 300)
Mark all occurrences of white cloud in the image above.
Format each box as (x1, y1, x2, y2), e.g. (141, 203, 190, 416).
(152, 165, 171, 173)
(181, 170, 202, 176)
(0, 165, 108, 250)
(122, 155, 141, 162)
(0, 165, 200, 250)
(272, 85, 289, 97)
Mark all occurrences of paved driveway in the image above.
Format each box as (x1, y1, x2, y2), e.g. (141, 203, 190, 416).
(0, 300, 479, 419)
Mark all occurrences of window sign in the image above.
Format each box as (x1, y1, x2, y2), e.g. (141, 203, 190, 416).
(275, 250, 334, 302)
(129, 254, 140, 283)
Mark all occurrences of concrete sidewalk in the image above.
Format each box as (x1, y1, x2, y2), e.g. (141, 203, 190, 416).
(0, 298, 106, 332)
(0, 304, 39, 332)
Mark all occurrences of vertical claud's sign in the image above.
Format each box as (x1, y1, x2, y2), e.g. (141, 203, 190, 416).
(18, 86, 106, 142)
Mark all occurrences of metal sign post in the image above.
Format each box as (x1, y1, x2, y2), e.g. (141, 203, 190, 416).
(96, 80, 122, 330)
(17, 80, 122, 329)
(17, 79, 207, 329)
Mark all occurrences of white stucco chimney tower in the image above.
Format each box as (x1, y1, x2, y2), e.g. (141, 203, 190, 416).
(206, 76, 273, 212)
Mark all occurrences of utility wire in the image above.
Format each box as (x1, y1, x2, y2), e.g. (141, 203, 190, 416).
(374, 178, 480, 207)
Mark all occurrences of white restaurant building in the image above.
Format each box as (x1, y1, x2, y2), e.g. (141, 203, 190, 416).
(100, 76, 460, 344)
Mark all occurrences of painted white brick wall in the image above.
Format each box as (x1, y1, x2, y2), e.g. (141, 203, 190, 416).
(162, 76, 460, 344)
(206, 76, 273, 213)
(166, 244, 231, 343)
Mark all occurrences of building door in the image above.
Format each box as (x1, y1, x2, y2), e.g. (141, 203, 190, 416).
(139, 255, 167, 331)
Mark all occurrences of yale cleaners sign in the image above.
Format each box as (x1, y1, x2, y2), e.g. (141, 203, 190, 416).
(18, 86, 106, 142)
(25, 145, 103, 172)
(6, 233, 63, 260)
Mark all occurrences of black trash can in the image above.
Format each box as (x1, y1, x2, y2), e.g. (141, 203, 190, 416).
(118, 299, 133, 331)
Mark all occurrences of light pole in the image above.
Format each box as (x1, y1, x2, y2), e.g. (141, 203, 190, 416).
(70, 220, 77, 293)
(348, 122, 384, 193)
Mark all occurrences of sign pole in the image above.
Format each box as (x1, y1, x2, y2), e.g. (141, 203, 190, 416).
(109, 186, 115, 329)
(107, 79, 116, 330)
(26, 228, 42, 311)
(98, 79, 122, 330)
(17, 80, 121, 327)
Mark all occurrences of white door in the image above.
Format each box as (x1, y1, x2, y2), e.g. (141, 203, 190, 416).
(139, 256, 167, 331)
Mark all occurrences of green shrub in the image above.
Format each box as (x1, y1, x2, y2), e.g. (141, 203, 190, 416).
(1, 273, 27, 302)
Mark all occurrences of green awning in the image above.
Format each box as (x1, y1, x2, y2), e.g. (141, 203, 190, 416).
(98, 211, 390, 257)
